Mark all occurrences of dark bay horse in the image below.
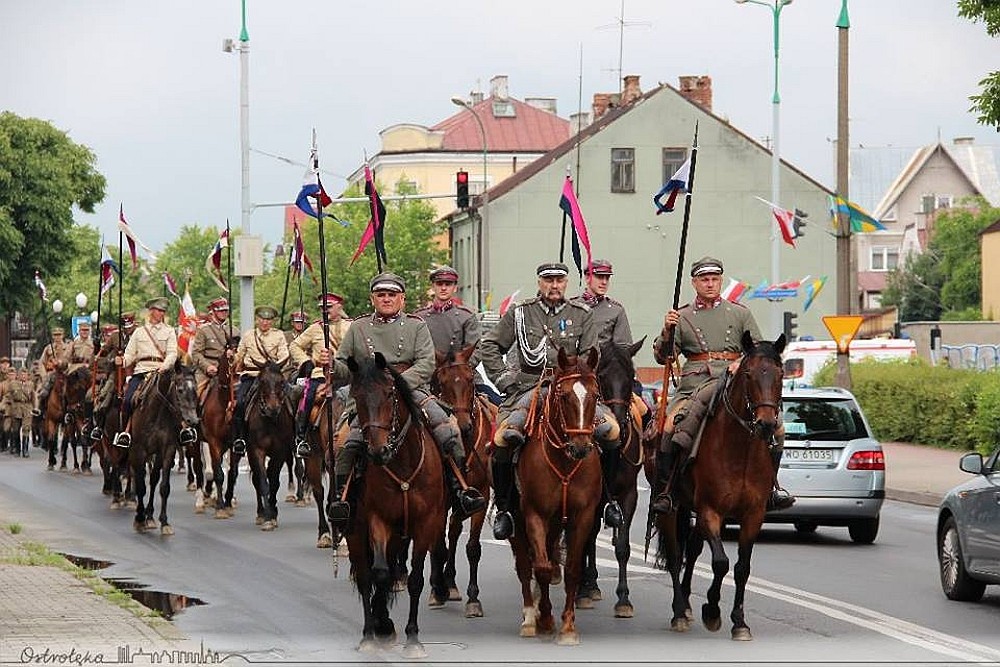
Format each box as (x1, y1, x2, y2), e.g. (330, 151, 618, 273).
(93, 381, 133, 508)
(244, 360, 294, 531)
(40, 365, 68, 472)
(58, 366, 93, 473)
(199, 351, 242, 519)
(509, 347, 602, 645)
(344, 352, 448, 658)
(654, 332, 786, 641)
(128, 361, 200, 535)
(430, 344, 496, 617)
(300, 384, 346, 549)
(579, 337, 645, 617)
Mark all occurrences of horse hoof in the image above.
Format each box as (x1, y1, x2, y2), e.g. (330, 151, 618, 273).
(83, 469, 93, 477)
(427, 593, 446, 608)
(59, 465, 67, 472)
(358, 639, 376, 654)
(71, 468, 80, 475)
(671, 617, 691, 633)
(703, 616, 722, 633)
(255, 515, 265, 526)
(294, 499, 307, 508)
(588, 587, 602, 602)
(393, 578, 407, 593)
(401, 642, 427, 660)
(161, 525, 174, 536)
(109, 501, 121, 510)
(145, 518, 158, 530)
(732, 627, 753, 641)
(519, 625, 536, 638)
(261, 519, 277, 531)
(133, 521, 146, 533)
(47, 465, 54, 471)
(614, 604, 634, 619)
(465, 601, 484, 618)
(575, 595, 593, 610)
(186, 482, 197, 492)
(284, 493, 296, 503)
(448, 586, 462, 602)
(556, 631, 580, 646)
(316, 533, 332, 548)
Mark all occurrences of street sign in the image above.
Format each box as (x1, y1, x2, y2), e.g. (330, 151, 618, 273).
(822, 315, 864, 354)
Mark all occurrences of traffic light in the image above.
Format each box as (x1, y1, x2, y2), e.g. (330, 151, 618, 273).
(792, 208, 808, 239)
(456, 170, 470, 209)
(783, 311, 798, 340)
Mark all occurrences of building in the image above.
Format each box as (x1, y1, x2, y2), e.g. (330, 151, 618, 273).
(445, 75, 838, 370)
(981, 219, 1000, 320)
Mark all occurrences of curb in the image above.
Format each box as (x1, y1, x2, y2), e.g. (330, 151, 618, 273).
(886, 487, 943, 508)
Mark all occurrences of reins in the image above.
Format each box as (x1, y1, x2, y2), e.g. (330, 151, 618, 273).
(721, 354, 782, 439)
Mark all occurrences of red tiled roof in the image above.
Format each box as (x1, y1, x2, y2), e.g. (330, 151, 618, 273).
(858, 271, 887, 292)
(432, 97, 570, 153)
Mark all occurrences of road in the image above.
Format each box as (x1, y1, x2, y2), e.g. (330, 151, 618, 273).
(1, 454, 999, 665)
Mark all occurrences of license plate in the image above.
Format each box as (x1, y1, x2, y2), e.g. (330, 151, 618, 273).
(782, 448, 835, 462)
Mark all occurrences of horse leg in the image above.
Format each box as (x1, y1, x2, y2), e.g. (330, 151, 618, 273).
(224, 451, 241, 513)
(132, 463, 148, 532)
(146, 461, 162, 530)
(402, 543, 431, 659)
(613, 490, 638, 618)
(58, 429, 68, 470)
(511, 532, 538, 637)
(369, 522, 396, 643)
(577, 521, 599, 609)
(464, 511, 485, 617)
(436, 512, 462, 605)
(159, 453, 174, 536)
(293, 455, 305, 504)
(558, 518, 593, 646)
(264, 454, 282, 526)
(700, 515, 729, 633)
(730, 522, 761, 641)
(528, 515, 555, 636)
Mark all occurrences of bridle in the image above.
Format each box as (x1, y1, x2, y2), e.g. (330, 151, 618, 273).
(722, 354, 783, 439)
(153, 369, 199, 445)
(358, 376, 415, 466)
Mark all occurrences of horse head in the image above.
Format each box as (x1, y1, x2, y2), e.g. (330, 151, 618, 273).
(63, 366, 92, 419)
(348, 352, 417, 467)
(551, 346, 601, 460)
(433, 344, 477, 440)
(257, 359, 288, 420)
(597, 337, 645, 435)
(162, 359, 201, 434)
(737, 331, 787, 441)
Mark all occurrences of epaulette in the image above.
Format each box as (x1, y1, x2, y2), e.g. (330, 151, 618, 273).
(726, 300, 749, 310)
(605, 296, 624, 307)
(405, 313, 424, 321)
(567, 300, 591, 313)
(517, 296, 540, 307)
(413, 305, 432, 315)
(455, 303, 476, 315)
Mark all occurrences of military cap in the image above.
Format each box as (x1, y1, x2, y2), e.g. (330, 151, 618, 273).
(536, 262, 570, 278)
(121, 312, 136, 328)
(290, 311, 308, 323)
(369, 272, 406, 293)
(51, 327, 64, 335)
(254, 305, 278, 320)
(0, 356, 9, 364)
(316, 292, 344, 307)
(585, 259, 614, 276)
(429, 265, 459, 282)
(101, 324, 118, 335)
(690, 256, 724, 277)
(145, 297, 170, 311)
(208, 297, 229, 312)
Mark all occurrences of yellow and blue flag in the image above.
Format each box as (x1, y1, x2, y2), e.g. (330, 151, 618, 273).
(830, 195, 886, 233)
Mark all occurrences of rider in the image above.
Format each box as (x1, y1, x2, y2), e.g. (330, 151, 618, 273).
(231, 305, 289, 455)
(285, 311, 308, 347)
(325, 272, 487, 525)
(67, 321, 95, 375)
(113, 298, 179, 448)
(190, 297, 234, 395)
(414, 265, 481, 356)
(32, 327, 69, 417)
(90, 316, 134, 440)
(649, 256, 794, 514)
(479, 261, 621, 541)
(289, 293, 351, 457)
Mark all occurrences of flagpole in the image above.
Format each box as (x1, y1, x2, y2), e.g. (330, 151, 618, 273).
(115, 231, 124, 408)
(313, 132, 336, 467)
(559, 166, 570, 263)
(94, 236, 104, 355)
(279, 242, 293, 329)
(226, 219, 234, 343)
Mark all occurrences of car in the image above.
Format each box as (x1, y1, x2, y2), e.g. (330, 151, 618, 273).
(766, 386, 885, 543)
(935, 446, 1000, 602)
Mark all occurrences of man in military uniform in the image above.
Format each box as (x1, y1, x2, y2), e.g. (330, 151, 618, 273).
(67, 321, 95, 374)
(289, 293, 351, 457)
(325, 272, 486, 526)
(231, 305, 289, 454)
(415, 266, 481, 356)
(190, 297, 234, 393)
(6, 368, 34, 457)
(0, 358, 11, 452)
(649, 256, 793, 513)
(285, 311, 308, 347)
(33, 327, 69, 416)
(90, 320, 130, 440)
(571, 259, 633, 346)
(479, 261, 621, 540)
(113, 298, 179, 448)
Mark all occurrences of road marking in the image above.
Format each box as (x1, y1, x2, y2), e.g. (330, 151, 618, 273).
(592, 534, 1000, 664)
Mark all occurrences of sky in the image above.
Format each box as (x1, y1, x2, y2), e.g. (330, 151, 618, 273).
(2, 0, 997, 255)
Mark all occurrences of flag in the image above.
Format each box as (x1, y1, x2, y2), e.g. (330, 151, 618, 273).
(100, 247, 119, 296)
(351, 163, 388, 266)
(499, 289, 521, 317)
(831, 195, 886, 233)
(755, 196, 797, 248)
(34, 270, 48, 302)
(295, 148, 333, 219)
(290, 219, 318, 285)
(177, 283, 198, 353)
(162, 271, 179, 298)
(205, 228, 229, 293)
(803, 276, 828, 312)
(558, 176, 593, 277)
(720, 278, 749, 303)
(117, 204, 157, 269)
(653, 157, 691, 214)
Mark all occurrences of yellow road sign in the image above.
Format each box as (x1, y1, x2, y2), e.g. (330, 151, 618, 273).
(822, 315, 865, 354)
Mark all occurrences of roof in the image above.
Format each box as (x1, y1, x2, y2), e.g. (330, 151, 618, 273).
(978, 217, 1000, 236)
(430, 97, 570, 153)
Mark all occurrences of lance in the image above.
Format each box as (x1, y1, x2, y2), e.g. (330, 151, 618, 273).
(115, 230, 125, 404)
(559, 165, 570, 263)
(313, 132, 336, 464)
(226, 219, 234, 345)
(94, 236, 104, 356)
(279, 242, 294, 329)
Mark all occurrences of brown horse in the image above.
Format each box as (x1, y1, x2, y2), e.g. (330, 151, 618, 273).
(58, 366, 93, 473)
(92, 380, 133, 508)
(299, 382, 346, 548)
(509, 347, 602, 645)
(343, 352, 448, 658)
(198, 351, 242, 519)
(429, 344, 496, 617)
(654, 331, 786, 640)
(244, 360, 294, 531)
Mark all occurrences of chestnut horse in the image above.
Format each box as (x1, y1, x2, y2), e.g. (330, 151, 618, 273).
(509, 347, 602, 645)
(654, 332, 786, 640)
(343, 352, 448, 658)
(429, 344, 496, 617)
(198, 351, 242, 519)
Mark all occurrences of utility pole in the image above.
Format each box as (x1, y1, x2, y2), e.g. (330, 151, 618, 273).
(835, 0, 853, 389)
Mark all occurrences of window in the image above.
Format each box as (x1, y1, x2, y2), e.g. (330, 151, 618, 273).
(871, 246, 899, 272)
(782, 397, 870, 441)
(662, 148, 687, 185)
(611, 148, 635, 193)
(936, 195, 953, 209)
(492, 100, 515, 118)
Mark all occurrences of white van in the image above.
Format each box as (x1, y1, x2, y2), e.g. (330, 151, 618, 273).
(783, 338, 917, 387)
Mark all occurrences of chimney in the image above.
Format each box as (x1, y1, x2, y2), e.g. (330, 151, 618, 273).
(953, 137, 974, 146)
(622, 75, 642, 105)
(470, 90, 484, 105)
(490, 75, 509, 101)
(570, 111, 592, 134)
(592, 93, 612, 120)
(678, 75, 713, 112)
(525, 97, 558, 115)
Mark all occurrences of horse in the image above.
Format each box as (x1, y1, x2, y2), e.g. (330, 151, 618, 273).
(429, 344, 496, 617)
(508, 347, 603, 645)
(243, 359, 294, 531)
(39, 365, 69, 472)
(654, 332, 786, 641)
(128, 361, 201, 535)
(198, 351, 242, 519)
(342, 352, 449, 658)
(578, 337, 646, 617)
(58, 366, 93, 474)
(92, 380, 134, 509)
(299, 383, 345, 549)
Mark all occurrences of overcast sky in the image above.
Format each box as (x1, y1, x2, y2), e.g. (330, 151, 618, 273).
(3, 0, 997, 254)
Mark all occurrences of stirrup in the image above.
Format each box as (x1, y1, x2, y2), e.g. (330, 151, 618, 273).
(767, 489, 795, 511)
(113, 432, 131, 449)
(492, 510, 514, 540)
(500, 428, 525, 448)
(31, 408, 41, 417)
(455, 488, 486, 518)
(651, 491, 676, 514)
(90, 427, 104, 441)
(603, 500, 624, 528)
(179, 427, 197, 445)
(295, 438, 311, 458)
(232, 438, 247, 455)
(328, 500, 351, 524)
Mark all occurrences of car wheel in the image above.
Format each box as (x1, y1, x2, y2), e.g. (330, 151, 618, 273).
(794, 520, 818, 534)
(848, 516, 879, 544)
(938, 516, 986, 602)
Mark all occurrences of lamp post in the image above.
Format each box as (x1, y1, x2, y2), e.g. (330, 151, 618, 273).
(52, 299, 64, 328)
(450, 96, 489, 311)
(75, 293, 88, 313)
(736, 0, 794, 338)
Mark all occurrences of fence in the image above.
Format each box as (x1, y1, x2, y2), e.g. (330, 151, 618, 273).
(939, 344, 1000, 371)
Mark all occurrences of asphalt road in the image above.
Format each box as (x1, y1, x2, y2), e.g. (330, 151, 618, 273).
(1, 454, 999, 665)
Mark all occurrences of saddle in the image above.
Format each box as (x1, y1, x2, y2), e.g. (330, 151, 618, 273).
(667, 375, 726, 455)
(131, 373, 160, 411)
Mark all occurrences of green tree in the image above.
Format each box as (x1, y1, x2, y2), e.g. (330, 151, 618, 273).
(155, 225, 240, 322)
(959, 0, 1000, 129)
(0, 113, 106, 313)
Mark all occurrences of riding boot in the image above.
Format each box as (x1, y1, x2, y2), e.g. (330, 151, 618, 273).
(327, 431, 362, 526)
(89, 409, 104, 441)
(650, 438, 680, 514)
(446, 457, 486, 520)
(600, 447, 624, 528)
(491, 451, 515, 540)
(766, 444, 795, 511)
(231, 413, 247, 455)
(294, 410, 311, 458)
(327, 472, 352, 525)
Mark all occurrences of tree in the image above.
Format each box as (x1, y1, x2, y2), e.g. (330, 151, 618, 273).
(0, 113, 106, 314)
(959, 0, 1000, 130)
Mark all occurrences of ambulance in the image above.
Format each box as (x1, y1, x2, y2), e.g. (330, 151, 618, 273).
(783, 338, 917, 387)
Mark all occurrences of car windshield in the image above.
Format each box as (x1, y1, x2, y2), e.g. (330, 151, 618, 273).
(782, 397, 870, 441)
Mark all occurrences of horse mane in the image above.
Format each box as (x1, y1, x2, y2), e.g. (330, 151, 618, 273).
(353, 356, 423, 425)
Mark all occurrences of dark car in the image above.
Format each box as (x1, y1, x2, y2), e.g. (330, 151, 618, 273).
(936, 446, 1000, 601)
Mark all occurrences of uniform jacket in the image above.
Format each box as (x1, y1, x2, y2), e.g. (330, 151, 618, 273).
(414, 301, 481, 357)
(234, 327, 289, 377)
(40, 341, 69, 373)
(570, 292, 632, 347)
(190, 321, 233, 377)
(333, 312, 435, 392)
(290, 318, 352, 380)
(5, 378, 34, 421)
(66, 336, 95, 373)
(123, 322, 179, 375)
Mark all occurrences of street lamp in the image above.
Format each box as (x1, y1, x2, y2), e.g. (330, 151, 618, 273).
(75, 292, 88, 312)
(52, 299, 63, 327)
(736, 0, 794, 337)
(451, 96, 489, 311)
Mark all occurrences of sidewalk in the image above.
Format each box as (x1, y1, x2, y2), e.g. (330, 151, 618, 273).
(882, 441, 974, 507)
